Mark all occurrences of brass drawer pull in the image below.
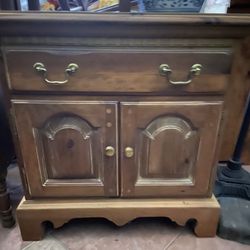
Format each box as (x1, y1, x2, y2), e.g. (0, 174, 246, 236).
(105, 146, 115, 157)
(159, 64, 202, 85)
(33, 62, 79, 85)
(125, 147, 134, 158)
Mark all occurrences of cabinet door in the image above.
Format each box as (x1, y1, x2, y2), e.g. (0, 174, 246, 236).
(120, 100, 223, 197)
(12, 99, 118, 198)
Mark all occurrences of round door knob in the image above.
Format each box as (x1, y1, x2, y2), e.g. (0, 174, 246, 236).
(105, 146, 115, 157)
(125, 147, 134, 158)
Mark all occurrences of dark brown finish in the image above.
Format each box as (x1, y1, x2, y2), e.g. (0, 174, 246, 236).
(0, 13, 250, 240)
(4, 48, 231, 94)
(1, 13, 250, 38)
(120, 100, 223, 197)
(12, 99, 118, 198)
(219, 41, 250, 162)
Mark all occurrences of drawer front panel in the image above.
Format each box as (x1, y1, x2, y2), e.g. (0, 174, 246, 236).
(12, 99, 118, 198)
(5, 48, 231, 93)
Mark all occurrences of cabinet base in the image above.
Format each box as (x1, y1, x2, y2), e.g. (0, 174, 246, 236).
(17, 195, 220, 241)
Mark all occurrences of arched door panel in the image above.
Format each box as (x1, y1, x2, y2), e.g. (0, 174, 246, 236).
(13, 99, 118, 198)
(120, 100, 223, 197)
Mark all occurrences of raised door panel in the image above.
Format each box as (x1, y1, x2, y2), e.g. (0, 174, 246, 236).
(120, 100, 223, 197)
(139, 116, 199, 180)
(39, 116, 99, 180)
(12, 99, 118, 198)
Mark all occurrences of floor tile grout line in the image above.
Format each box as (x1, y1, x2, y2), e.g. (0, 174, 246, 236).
(48, 232, 70, 250)
(163, 229, 184, 250)
(22, 241, 36, 250)
(21, 234, 69, 250)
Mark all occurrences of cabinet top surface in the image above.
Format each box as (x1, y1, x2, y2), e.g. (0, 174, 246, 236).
(0, 12, 250, 38)
(0, 12, 250, 24)
(0, 11, 250, 25)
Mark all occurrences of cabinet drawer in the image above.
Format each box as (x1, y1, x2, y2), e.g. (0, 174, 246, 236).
(5, 48, 232, 94)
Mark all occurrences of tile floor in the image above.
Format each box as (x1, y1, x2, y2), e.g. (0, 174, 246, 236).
(0, 165, 249, 250)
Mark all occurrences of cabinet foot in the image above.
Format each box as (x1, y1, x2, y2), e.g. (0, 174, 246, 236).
(18, 217, 45, 241)
(17, 195, 220, 241)
(193, 211, 219, 237)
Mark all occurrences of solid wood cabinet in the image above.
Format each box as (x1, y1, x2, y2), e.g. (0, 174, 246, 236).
(12, 98, 223, 199)
(1, 13, 250, 241)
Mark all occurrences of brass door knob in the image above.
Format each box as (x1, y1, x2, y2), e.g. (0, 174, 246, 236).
(105, 146, 115, 157)
(125, 147, 134, 158)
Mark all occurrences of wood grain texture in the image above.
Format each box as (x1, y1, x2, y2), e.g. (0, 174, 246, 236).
(219, 38, 250, 161)
(4, 48, 231, 94)
(1, 37, 235, 48)
(2, 13, 250, 240)
(0, 48, 32, 200)
(140, 116, 198, 179)
(0, 13, 250, 39)
(17, 195, 220, 241)
(0, 12, 250, 39)
(1, 14, 248, 163)
(120, 100, 223, 197)
(41, 116, 98, 179)
(12, 99, 119, 198)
